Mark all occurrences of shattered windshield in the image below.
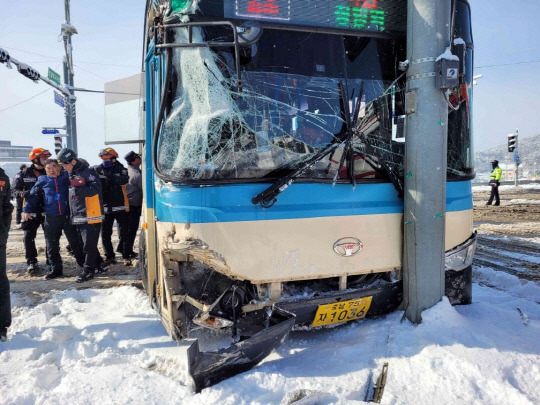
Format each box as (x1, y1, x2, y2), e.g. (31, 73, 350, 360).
(157, 28, 408, 181)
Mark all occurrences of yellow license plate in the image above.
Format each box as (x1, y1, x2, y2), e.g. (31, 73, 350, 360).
(311, 296, 373, 327)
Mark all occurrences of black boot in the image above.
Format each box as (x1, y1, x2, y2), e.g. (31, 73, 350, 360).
(76, 269, 95, 283)
(95, 263, 108, 274)
(45, 269, 64, 280)
(0, 327, 7, 342)
(26, 262, 38, 276)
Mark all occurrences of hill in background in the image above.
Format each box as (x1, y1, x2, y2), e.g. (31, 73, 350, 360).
(474, 133, 540, 176)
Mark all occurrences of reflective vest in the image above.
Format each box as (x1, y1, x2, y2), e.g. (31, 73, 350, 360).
(490, 167, 502, 182)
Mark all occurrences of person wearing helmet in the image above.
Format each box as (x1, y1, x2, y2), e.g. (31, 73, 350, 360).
(12, 147, 51, 275)
(22, 159, 85, 280)
(57, 148, 105, 283)
(95, 147, 131, 266)
(486, 160, 503, 206)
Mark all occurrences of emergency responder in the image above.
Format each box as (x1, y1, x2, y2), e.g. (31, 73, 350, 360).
(11, 164, 27, 228)
(94, 147, 131, 265)
(486, 159, 503, 206)
(22, 159, 85, 279)
(121, 151, 142, 260)
(0, 165, 14, 341)
(12, 148, 51, 275)
(57, 148, 104, 283)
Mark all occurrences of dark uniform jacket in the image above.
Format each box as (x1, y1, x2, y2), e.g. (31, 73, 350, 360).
(126, 164, 142, 207)
(12, 164, 46, 212)
(23, 171, 70, 216)
(0, 168, 13, 233)
(94, 161, 129, 214)
(68, 160, 104, 225)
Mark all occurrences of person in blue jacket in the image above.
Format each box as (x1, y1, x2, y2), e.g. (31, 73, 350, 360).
(22, 159, 84, 279)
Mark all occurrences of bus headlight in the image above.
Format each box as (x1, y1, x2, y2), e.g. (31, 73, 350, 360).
(445, 232, 477, 271)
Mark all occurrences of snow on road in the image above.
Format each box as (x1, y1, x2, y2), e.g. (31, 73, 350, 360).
(1, 273, 539, 405)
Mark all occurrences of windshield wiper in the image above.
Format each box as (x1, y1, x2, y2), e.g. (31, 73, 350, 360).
(351, 134, 404, 198)
(332, 82, 363, 189)
(252, 82, 351, 208)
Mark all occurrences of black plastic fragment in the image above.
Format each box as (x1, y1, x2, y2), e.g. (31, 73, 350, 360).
(188, 307, 295, 392)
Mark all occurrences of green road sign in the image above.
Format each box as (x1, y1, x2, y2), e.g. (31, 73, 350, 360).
(48, 68, 61, 85)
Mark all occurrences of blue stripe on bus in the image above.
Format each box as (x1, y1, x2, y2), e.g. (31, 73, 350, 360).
(154, 180, 472, 224)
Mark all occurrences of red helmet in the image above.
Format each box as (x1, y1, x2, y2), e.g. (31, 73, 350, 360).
(29, 147, 52, 161)
(99, 147, 119, 159)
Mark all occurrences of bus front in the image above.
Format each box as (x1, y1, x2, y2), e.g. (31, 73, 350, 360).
(141, 0, 475, 388)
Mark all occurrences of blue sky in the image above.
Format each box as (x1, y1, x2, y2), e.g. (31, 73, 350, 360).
(0, 0, 145, 165)
(0, 0, 539, 166)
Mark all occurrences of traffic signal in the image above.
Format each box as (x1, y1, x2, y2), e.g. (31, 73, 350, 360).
(17, 63, 40, 82)
(508, 133, 518, 153)
(0, 47, 10, 64)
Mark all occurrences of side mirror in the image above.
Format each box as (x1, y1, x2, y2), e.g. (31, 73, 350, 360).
(237, 21, 263, 45)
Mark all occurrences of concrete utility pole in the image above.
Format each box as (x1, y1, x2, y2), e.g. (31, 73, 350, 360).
(62, 0, 78, 152)
(403, 0, 452, 323)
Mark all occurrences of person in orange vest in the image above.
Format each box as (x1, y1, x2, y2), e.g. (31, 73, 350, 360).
(486, 160, 502, 206)
(94, 148, 131, 266)
(57, 148, 105, 283)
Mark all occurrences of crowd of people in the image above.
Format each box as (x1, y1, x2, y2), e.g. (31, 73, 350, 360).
(0, 146, 142, 340)
(11, 146, 142, 282)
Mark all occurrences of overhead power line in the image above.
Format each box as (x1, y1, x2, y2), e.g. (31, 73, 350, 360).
(0, 88, 52, 113)
(3, 45, 138, 68)
(476, 59, 540, 69)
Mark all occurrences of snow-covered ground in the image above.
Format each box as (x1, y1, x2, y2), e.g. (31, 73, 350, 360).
(1, 269, 539, 404)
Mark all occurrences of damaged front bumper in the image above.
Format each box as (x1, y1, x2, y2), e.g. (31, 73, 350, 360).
(188, 306, 295, 392)
(444, 232, 476, 305)
(167, 233, 476, 391)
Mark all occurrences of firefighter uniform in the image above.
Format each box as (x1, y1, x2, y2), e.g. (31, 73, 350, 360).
(486, 160, 502, 206)
(95, 148, 130, 265)
(0, 167, 14, 341)
(12, 148, 51, 274)
(57, 148, 105, 283)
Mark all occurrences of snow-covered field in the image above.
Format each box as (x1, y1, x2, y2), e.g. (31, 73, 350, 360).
(1, 269, 539, 404)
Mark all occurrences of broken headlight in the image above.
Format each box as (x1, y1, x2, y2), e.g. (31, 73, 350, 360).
(445, 232, 476, 271)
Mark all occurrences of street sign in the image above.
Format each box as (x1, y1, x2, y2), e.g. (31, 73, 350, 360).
(48, 67, 61, 85)
(42, 128, 59, 135)
(54, 91, 65, 108)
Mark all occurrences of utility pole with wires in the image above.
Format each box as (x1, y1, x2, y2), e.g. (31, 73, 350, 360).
(62, 0, 78, 152)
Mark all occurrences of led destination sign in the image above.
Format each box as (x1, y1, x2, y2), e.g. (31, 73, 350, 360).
(223, 0, 406, 34)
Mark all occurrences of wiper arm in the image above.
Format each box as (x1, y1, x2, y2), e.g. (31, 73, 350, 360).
(251, 135, 346, 207)
(252, 82, 351, 208)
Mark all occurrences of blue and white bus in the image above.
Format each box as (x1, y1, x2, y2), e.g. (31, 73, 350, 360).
(138, 0, 475, 388)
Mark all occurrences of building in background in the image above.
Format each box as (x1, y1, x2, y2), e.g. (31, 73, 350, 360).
(0, 140, 32, 178)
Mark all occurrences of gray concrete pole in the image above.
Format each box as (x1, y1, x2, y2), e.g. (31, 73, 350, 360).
(403, 0, 452, 323)
(63, 59, 73, 150)
(63, 0, 78, 152)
